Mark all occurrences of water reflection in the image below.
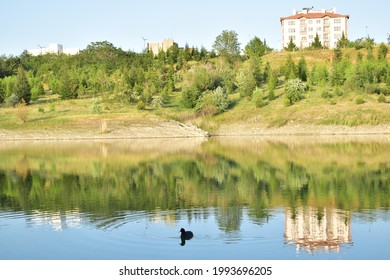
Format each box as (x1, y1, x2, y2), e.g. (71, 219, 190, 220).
(285, 206, 352, 253)
(0, 136, 389, 258)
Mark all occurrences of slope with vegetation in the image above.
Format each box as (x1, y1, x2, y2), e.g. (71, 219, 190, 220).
(0, 32, 389, 138)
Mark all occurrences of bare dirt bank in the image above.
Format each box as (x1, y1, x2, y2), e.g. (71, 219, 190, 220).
(212, 123, 390, 136)
(1, 120, 390, 141)
(0, 119, 209, 141)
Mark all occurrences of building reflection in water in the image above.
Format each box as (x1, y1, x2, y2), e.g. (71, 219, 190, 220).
(284, 206, 352, 253)
(28, 209, 82, 231)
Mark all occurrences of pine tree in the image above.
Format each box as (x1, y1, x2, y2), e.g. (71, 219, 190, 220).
(15, 67, 31, 104)
(310, 34, 323, 49)
(285, 37, 298, 52)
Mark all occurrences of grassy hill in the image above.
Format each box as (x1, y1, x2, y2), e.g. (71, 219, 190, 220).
(0, 47, 389, 138)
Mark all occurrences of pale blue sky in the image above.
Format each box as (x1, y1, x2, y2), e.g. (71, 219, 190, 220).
(1, 0, 389, 55)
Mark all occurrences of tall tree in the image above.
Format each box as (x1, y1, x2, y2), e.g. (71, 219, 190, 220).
(310, 34, 323, 49)
(213, 30, 241, 63)
(297, 57, 308, 82)
(15, 67, 31, 104)
(245, 36, 269, 58)
(285, 37, 298, 52)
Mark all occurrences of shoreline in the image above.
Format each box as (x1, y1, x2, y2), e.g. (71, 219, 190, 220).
(0, 122, 390, 141)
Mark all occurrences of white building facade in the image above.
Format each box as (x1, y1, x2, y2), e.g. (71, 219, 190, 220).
(281, 8, 349, 49)
(28, 43, 79, 56)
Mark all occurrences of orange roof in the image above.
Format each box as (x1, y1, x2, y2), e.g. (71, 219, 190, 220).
(281, 12, 349, 21)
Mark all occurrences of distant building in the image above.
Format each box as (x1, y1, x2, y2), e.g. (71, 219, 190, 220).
(280, 7, 350, 49)
(147, 39, 178, 56)
(28, 43, 80, 56)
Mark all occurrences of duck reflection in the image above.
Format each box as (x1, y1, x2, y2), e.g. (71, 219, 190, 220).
(180, 228, 193, 246)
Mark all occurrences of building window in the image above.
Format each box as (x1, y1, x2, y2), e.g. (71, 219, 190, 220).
(334, 26, 341, 31)
(289, 36, 296, 40)
(334, 33, 342, 39)
(324, 34, 329, 39)
(308, 27, 314, 32)
(288, 28, 296, 33)
(288, 21, 296, 25)
(316, 27, 322, 32)
(300, 19, 306, 24)
(316, 19, 321, 24)
(308, 20, 313, 24)
(309, 35, 314, 40)
(302, 37, 307, 42)
(334, 18, 341, 24)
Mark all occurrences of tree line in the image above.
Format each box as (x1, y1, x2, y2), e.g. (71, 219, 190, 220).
(0, 30, 389, 114)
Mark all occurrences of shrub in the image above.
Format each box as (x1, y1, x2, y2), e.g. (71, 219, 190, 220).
(378, 93, 386, 103)
(137, 100, 145, 110)
(213, 87, 229, 113)
(333, 87, 344, 97)
(252, 87, 267, 108)
(355, 95, 365, 105)
(268, 88, 275, 100)
(38, 107, 45, 113)
(321, 89, 333, 99)
(6, 94, 20, 107)
(285, 78, 307, 105)
(15, 99, 28, 123)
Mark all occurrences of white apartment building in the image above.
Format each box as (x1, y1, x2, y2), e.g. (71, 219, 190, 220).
(28, 43, 80, 56)
(280, 8, 349, 49)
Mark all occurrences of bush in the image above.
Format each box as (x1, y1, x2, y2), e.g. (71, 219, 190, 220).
(378, 93, 386, 103)
(285, 78, 307, 105)
(181, 85, 202, 108)
(137, 100, 145, 110)
(355, 95, 365, 105)
(268, 88, 275, 100)
(213, 87, 229, 113)
(333, 87, 344, 97)
(321, 89, 333, 99)
(252, 87, 267, 108)
(5, 94, 20, 107)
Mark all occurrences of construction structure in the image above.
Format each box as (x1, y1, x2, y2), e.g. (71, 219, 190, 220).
(147, 39, 178, 56)
(280, 7, 349, 49)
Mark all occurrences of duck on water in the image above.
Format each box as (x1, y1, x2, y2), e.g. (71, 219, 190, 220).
(180, 228, 193, 246)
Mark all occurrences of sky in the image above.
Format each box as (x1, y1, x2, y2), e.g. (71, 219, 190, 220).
(1, 0, 389, 56)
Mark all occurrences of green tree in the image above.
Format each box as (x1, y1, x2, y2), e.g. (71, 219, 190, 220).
(336, 32, 349, 48)
(310, 34, 323, 49)
(333, 46, 343, 63)
(57, 70, 78, 100)
(15, 67, 31, 104)
(285, 37, 298, 52)
(213, 30, 241, 63)
(281, 55, 297, 80)
(236, 65, 256, 98)
(213, 86, 229, 113)
(245, 37, 269, 58)
(377, 43, 388, 60)
(297, 57, 308, 82)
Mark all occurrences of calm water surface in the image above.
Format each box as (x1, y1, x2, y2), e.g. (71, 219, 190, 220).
(0, 136, 389, 260)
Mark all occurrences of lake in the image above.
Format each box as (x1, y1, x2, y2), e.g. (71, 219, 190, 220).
(0, 136, 389, 260)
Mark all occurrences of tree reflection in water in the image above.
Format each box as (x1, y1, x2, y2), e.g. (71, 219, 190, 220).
(0, 137, 389, 253)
